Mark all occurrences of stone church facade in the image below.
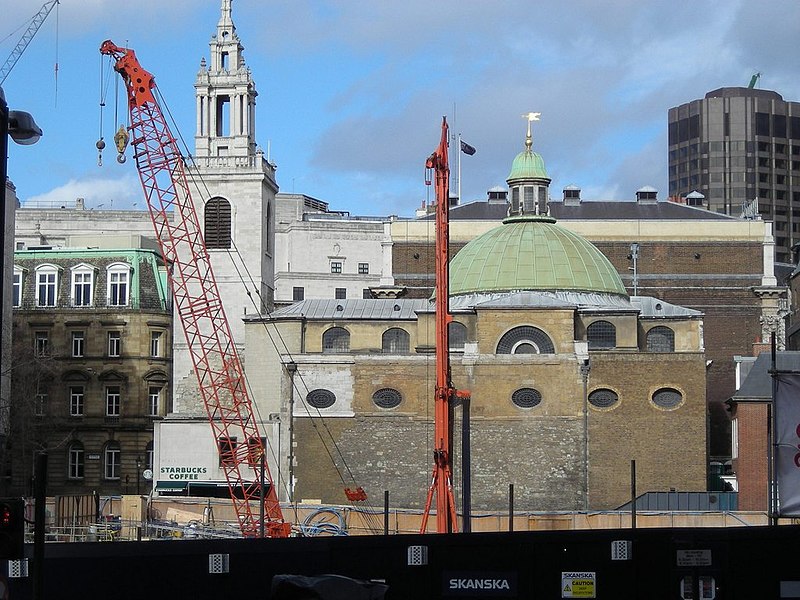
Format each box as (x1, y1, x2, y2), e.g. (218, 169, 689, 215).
(244, 131, 708, 511)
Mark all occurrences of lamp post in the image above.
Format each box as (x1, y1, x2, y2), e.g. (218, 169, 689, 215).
(0, 86, 42, 460)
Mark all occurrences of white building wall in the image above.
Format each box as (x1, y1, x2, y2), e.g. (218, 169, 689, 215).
(275, 214, 392, 303)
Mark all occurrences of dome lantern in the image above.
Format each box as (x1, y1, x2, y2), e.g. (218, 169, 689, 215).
(507, 112, 551, 217)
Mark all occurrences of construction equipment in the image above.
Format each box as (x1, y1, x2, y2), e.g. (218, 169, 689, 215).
(748, 72, 761, 89)
(420, 117, 470, 534)
(0, 1, 59, 86)
(99, 40, 289, 538)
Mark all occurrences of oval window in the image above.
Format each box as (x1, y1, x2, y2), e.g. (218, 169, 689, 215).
(652, 388, 683, 409)
(511, 388, 542, 409)
(588, 388, 619, 409)
(372, 388, 402, 409)
(306, 389, 336, 409)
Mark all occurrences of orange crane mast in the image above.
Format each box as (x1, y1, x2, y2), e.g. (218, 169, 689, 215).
(420, 117, 471, 534)
(99, 40, 289, 538)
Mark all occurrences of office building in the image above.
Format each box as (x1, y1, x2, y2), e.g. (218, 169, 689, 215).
(668, 87, 800, 262)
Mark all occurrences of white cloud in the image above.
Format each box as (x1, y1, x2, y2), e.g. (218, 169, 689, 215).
(22, 175, 143, 210)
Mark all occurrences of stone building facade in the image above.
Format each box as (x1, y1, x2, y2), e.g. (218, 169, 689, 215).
(244, 243, 707, 510)
(242, 135, 708, 511)
(8, 247, 171, 496)
(390, 191, 782, 463)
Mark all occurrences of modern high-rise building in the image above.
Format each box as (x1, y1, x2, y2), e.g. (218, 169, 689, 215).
(668, 87, 800, 262)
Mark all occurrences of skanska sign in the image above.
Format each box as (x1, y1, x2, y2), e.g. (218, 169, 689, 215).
(442, 572, 517, 597)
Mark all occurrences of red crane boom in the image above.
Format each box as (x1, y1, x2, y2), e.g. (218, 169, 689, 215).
(421, 117, 471, 534)
(99, 40, 289, 538)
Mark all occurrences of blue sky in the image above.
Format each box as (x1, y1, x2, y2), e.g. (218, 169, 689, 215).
(3, 0, 800, 217)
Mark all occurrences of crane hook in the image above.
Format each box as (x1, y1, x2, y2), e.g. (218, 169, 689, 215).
(114, 125, 129, 163)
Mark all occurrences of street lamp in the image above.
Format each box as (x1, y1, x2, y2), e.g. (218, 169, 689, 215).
(135, 456, 142, 496)
(1, 86, 42, 451)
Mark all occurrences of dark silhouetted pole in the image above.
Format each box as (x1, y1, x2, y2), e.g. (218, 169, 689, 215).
(508, 483, 514, 532)
(384, 490, 389, 535)
(33, 452, 47, 600)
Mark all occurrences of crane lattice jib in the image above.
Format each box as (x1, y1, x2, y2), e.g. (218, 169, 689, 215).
(99, 40, 289, 538)
(0, 0, 59, 86)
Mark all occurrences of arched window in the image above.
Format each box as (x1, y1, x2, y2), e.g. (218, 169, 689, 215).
(382, 328, 410, 353)
(204, 197, 232, 249)
(68, 441, 85, 479)
(322, 327, 350, 353)
(12, 266, 25, 308)
(103, 441, 121, 480)
(106, 262, 131, 307)
(647, 326, 675, 352)
(35, 264, 59, 307)
(449, 322, 467, 351)
(496, 326, 555, 354)
(70, 263, 95, 307)
(587, 320, 616, 349)
(588, 388, 619, 409)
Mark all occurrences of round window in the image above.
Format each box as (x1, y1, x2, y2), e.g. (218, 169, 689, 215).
(306, 389, 336, 409)
(512, 388, 542, 409)
(588, 388, 619, 409)
(372, 388, 402, 409)
(652, 388, 682, 409)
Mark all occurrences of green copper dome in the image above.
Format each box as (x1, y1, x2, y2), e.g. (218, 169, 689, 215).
(449, 215, 627, 296)
(507, 149, 549, 181)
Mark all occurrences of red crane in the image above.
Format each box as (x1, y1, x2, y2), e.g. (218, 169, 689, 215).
(99, 40, 290, 538)
(420, 117, 471, 534)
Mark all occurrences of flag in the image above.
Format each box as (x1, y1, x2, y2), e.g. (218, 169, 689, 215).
(460, 140, 476, 156)
(775, 373, 800, 515)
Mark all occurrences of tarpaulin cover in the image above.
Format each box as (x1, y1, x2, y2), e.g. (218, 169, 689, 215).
(270, 574, 388, 600)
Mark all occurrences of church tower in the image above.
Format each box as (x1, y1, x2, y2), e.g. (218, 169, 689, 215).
(194, 0, 257, 159)
(177, 0, 278, 412)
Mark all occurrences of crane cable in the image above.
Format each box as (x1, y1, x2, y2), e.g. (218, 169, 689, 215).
(53, 0, 58, 106)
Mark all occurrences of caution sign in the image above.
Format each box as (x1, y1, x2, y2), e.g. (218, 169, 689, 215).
(561, 572, 596, 598)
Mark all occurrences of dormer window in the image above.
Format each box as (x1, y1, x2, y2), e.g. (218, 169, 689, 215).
(35, 264, 59, 307)
(107, 263, 131, 307)
(12, 267, 24, 308)
(71, 264, 95, 307)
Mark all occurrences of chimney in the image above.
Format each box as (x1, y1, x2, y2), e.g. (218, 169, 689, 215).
(752, 340, 771, 357)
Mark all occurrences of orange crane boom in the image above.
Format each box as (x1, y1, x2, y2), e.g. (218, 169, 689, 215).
(420, 117, 470, 534)
(99, 40, 289, 538)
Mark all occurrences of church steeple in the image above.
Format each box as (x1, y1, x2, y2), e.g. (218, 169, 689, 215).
(194, 0, 257, 159)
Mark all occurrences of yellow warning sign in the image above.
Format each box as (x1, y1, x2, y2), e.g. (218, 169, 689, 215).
(561, 572, 596, 598)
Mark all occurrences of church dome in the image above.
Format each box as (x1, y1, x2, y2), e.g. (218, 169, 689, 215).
(449, 214, 627, 297)
(507, 149, 549, 181)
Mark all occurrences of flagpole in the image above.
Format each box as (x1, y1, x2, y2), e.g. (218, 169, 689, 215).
(458, 132, 462, 207)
